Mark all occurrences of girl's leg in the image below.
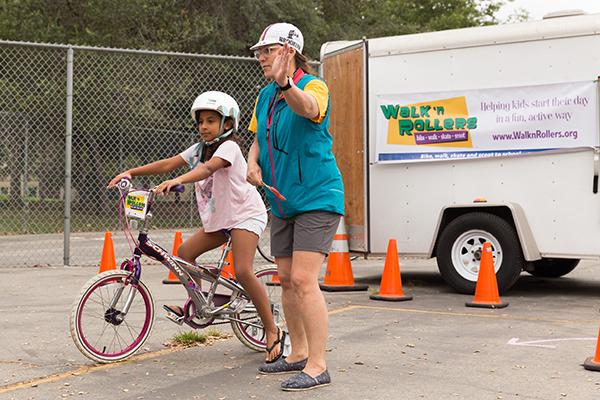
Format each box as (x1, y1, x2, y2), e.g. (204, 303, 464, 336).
(276, 256, 309, 363)
(289, 250, 328, 377)
(177, 228, 227, 264)
(230, 228, 280, 362)
(163, 229, 226, 315)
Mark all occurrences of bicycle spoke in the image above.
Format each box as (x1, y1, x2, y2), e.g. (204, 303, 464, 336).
(87, 297, 107, 308)
(93, 321, 111, 350)
(123, 320, 139, 342)
(108, 326, 119, 353)
(83, 313, 106, 320)
(114, 327, 128, 352)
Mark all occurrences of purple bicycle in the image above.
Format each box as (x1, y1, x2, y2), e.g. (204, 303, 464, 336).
(69, 178, 284, 363)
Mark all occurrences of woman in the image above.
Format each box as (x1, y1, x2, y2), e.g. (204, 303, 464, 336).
(246, 22, 344, 391)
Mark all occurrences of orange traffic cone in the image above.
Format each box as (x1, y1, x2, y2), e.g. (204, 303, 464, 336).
(584, 328, 600, 371)
(98, 231, 116, 273)
(465, 242, 508, 308)
(369, 239, 412, 301)
(220, 243, 236, 280)
(320, 217, 368, 292)
(163, 231, 183, 284)
(266, 273, 281, 287)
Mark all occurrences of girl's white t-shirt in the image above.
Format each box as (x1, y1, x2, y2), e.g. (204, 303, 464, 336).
(179, 141, 266, 233)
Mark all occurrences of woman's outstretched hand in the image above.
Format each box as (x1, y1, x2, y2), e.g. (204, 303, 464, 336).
(271, 43, 294, 86)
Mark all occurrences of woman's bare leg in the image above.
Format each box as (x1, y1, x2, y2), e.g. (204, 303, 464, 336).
(276, 256, 309, 363)
(290, 250, 328, 377)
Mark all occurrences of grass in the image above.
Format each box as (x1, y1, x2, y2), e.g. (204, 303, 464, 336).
(167, 328, 231, 348)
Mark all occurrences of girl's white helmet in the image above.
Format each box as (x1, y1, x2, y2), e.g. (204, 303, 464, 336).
(190, 91, 240, 131)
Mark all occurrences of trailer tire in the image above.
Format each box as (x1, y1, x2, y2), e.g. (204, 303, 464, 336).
(526, 258, 579, 278)
(436, 212, 525, 294)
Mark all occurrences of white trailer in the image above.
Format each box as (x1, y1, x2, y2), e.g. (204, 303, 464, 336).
(320, 11, 600, 293)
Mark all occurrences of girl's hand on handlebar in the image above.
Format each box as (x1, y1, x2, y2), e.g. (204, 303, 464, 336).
(155, 178, 183, 195)
(246, 162, 264, 187)
(108, 172, 132, 188)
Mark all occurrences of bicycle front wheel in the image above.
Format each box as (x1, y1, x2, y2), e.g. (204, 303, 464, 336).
(69, 270, 155, 363)
(230, 265, 284, 352)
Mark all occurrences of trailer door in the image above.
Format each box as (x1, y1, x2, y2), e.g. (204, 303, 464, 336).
(322, 41, 369, 252)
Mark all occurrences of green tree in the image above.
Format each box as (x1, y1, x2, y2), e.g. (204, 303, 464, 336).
(0, 0, 508, 58)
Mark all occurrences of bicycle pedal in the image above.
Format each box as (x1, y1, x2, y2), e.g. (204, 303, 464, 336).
(163, 307, 185, 325)
(228, 297, 249, 313)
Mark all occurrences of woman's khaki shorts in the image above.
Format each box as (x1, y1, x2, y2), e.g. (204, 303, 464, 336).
(270, 211, 341, 257)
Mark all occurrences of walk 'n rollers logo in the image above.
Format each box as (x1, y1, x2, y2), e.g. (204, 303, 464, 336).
(380, 96, 478, 147)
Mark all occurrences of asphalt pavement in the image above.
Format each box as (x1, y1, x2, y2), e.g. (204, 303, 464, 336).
(2, 258, 600, 399)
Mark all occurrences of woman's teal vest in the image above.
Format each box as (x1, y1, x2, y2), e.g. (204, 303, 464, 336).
(255, 73, 344, 218)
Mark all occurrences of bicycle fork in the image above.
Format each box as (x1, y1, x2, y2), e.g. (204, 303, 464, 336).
(105, 283, 138, 325)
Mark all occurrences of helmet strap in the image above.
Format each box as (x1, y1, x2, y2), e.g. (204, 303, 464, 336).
(204, 128, 233, 145)
(204, 116, 234, 145)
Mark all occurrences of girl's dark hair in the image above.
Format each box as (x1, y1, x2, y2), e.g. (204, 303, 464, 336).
(295, 52, 316, 75)
(199, 116, 238, 163)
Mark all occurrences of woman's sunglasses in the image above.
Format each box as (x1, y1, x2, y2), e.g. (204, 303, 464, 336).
(253, 45, 282, 59)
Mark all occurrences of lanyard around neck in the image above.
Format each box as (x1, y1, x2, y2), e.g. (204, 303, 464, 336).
(264, 68, 305, 217)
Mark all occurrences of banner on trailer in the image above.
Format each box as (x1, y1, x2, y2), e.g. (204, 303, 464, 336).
(376, 81, 598, 163)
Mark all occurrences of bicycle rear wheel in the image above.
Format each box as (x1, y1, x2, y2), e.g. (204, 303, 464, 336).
(230, 265, 284, 352)
(70, 270, 155, 363)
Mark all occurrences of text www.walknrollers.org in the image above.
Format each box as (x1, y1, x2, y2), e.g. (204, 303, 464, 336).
(492, 129, 579, 141)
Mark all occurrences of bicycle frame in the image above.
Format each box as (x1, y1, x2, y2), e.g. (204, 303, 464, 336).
(118, 180, 263, 330)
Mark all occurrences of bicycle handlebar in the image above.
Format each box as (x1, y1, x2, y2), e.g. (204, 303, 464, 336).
(169, 185, 185, 193)
(117, 178, 185, 193)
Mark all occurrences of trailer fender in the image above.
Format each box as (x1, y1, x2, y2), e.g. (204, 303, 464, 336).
(430, 203, 541, 261)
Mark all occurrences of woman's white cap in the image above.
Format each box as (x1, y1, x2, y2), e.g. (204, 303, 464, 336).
(250, 22, 303, 54)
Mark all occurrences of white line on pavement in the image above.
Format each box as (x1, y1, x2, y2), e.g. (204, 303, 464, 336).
(507, 337, 596, 349)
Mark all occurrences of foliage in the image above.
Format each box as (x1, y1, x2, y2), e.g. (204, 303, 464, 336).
(170, 330, 208, 346)
(0, 0, 509, 58)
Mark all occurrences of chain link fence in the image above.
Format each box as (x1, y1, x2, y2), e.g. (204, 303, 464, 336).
(0, 40, 272, 267)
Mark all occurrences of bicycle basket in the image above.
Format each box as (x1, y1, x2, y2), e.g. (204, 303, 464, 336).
(125, 190, 151, 220)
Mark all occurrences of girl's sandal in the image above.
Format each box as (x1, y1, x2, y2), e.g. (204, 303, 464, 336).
(265, 327, 286, 364)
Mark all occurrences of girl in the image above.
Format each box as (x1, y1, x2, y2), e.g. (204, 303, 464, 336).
(108, 91, 284, 363)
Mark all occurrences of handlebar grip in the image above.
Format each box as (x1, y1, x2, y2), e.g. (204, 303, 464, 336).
(170, 185, 185, 193)
(117, 178, 132, 190)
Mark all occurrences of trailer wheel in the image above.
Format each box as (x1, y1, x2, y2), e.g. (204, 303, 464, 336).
(526, 258, 580, 278)
(436, 212, 525, 294)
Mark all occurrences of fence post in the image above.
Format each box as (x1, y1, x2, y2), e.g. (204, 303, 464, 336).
(64, 47, 74, 266)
